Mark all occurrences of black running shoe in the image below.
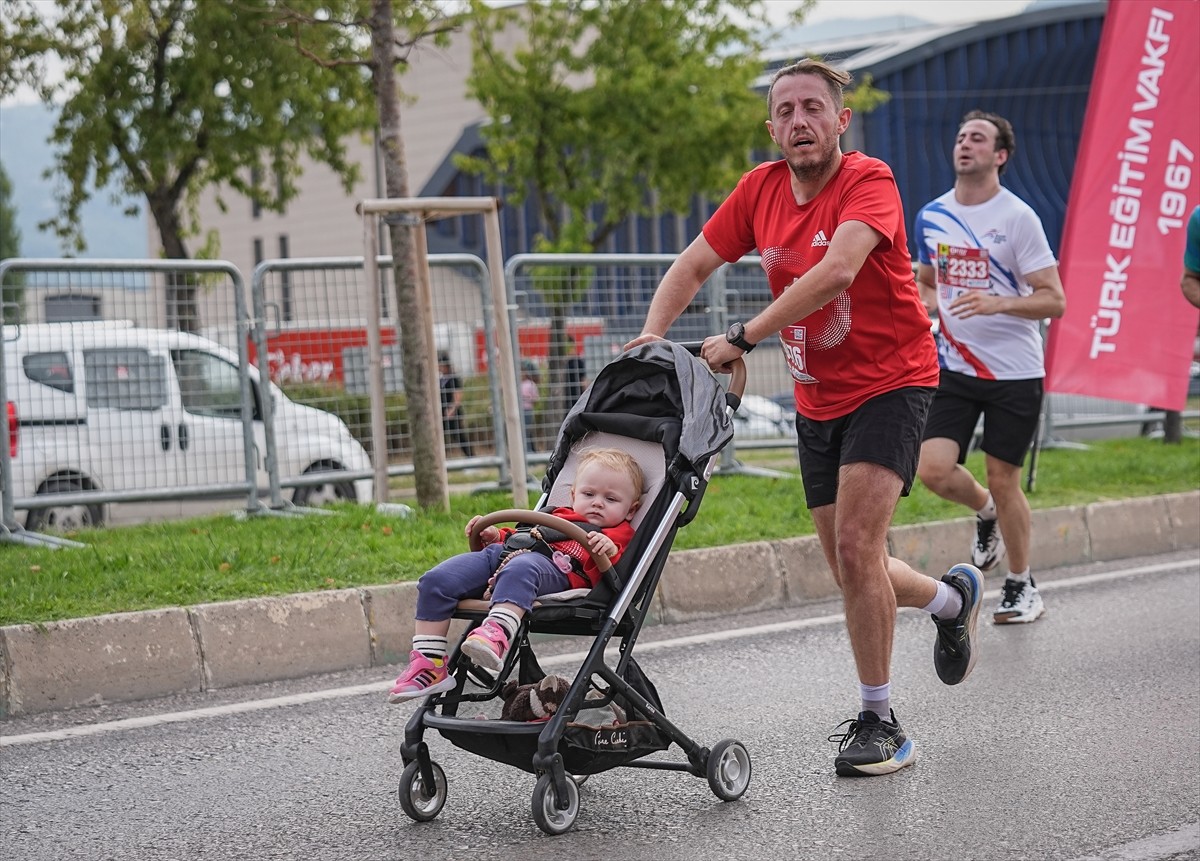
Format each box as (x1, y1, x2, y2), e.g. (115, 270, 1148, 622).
(932, 563, 984, 685)
(829, 710, 916, 777)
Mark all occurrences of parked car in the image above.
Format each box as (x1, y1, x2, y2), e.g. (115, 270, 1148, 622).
(731, 393, 796, 440)
(2, 321, 372, 530)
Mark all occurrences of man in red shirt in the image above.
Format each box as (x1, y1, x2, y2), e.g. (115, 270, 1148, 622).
(626, 58, 984, 777)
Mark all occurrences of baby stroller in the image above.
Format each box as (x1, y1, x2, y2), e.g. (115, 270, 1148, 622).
(397, 340, 751, 835)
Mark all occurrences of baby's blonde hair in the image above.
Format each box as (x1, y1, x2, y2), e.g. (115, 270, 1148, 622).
(574, 448, 645, 500)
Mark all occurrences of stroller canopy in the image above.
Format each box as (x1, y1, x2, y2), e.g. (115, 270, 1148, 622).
(547, 340, 733, 481)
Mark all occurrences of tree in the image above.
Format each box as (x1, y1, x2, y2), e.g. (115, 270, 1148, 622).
(1, 0, 459, 510)
(0, 0, 376, 329)
(457, 0, 843, 422)
(0, 161, 25, 323)
(264, 0, 459, 511)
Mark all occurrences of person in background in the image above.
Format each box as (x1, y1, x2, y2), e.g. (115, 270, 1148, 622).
(624, 58, 983, 778)
(564, 335, 588, 404)
(438, 351, 473, 458)
(913, 111, 1066, 626)
(520, 361, 540, 452)
(1182, 205, 1200, 309)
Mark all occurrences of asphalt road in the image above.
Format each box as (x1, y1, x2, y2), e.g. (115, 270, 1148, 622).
(3, 551, 1198, 861)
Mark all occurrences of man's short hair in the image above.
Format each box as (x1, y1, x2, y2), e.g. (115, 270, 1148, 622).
(961, 110, 1017, 175)
(767, 58, 853, 115)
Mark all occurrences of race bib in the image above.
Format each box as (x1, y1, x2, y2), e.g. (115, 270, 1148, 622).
(779, 325, 818, 384)
(936, 244, 990, 299)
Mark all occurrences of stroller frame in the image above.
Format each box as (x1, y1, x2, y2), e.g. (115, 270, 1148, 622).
(397, 343, 751, 835)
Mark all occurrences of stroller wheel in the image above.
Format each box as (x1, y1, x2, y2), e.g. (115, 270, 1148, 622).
(398, 760, 447, 822)
(531, 772, 580, 835)
(569, 773, 589, 788)
(706, 739, 752, 801)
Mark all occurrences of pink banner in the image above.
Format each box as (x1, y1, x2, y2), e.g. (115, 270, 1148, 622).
(1044, 0, 1200, 409)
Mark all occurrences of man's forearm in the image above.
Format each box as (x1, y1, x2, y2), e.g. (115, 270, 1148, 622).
(1182, 270, 1200, 309)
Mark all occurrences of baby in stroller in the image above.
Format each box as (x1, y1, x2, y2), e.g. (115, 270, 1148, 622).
(388, 447, 645, 702)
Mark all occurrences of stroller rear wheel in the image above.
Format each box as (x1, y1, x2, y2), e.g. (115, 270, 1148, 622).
(398, 760, 447, 822)
(531, 772, 580, 835)
(706, 739, 752, 801)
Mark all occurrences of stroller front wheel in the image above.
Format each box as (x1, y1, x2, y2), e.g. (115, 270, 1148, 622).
(531, 772, 580, 835)
(398, 760, 447, 822)
(706, 739, 752, 801)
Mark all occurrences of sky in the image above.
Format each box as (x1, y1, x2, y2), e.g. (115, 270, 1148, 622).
(0, 0, 1041, 106)
(795, 0, 1034, 26)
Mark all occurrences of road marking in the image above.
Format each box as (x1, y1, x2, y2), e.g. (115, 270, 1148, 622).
(3, 557, 1195, 748)
(1068, 822, 1200, 860)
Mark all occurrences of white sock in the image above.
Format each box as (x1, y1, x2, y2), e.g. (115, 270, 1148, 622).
(413, 634, 447, 661)
(860, 682, 891, 721)
(1009, 567, 1032, 584)
(976, 492, 997, 520)
(487, 607, 522, 639)
(922, 580, 963, 619)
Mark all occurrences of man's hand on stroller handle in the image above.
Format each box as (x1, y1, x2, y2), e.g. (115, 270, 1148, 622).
(622, 332, 666, 352)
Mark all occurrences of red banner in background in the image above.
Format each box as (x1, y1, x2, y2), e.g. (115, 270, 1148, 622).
(1045, 0, 1200, 410)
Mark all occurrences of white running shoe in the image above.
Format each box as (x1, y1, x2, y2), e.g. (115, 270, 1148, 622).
(993, 578, 1045, 624)
(971, 515, 1006, 572)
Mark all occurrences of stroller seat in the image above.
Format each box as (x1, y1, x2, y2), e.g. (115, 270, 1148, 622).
(453, 430, 669, 621)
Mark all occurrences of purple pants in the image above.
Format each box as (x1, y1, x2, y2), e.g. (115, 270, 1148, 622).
(414, 542, 572, 621)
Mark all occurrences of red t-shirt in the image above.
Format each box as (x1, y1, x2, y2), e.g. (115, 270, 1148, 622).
(496, 508, 635, 590)
(703, 152, 938, 420)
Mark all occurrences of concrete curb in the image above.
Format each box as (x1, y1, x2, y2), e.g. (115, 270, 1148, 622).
(1, 490, 1196, 719)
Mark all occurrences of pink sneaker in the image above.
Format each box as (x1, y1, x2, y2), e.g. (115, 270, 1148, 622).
(460, 620, 511, 671)
(388, 651, 455, 703)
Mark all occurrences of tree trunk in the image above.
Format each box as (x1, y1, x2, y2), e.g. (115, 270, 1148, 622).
(148, 192, 199, 333)
(369, 0, 447, 510)
(1163, 410, 1183, 444)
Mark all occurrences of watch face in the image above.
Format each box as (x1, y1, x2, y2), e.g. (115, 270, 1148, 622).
(728, 323, 743, 341)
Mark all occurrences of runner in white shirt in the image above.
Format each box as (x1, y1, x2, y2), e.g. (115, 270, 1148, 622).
(913, 111, 1066, 625)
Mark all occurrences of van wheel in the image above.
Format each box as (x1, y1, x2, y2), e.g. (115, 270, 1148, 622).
(292, 467, 355, 507)
(24, 478, 104, 532)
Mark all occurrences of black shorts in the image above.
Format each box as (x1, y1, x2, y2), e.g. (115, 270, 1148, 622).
(795, 387, 935, 509)
(922, 370, 1043, 467)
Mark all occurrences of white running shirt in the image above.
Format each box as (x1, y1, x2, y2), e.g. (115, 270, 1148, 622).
(914, 188, 1057, 380)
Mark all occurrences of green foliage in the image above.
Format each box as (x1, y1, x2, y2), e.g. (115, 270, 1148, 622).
(1, 435, 1196, 625)
(0, 0, 379, 257)
(0, 160, 24, 321)
(458, 0, 781, 255)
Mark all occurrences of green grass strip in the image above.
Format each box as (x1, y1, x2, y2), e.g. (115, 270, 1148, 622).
(1, 436, 1196, 625)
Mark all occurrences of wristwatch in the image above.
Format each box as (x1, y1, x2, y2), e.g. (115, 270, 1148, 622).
(725, 321, 756, 353)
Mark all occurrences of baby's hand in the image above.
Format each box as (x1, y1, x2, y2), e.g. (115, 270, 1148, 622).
(466, 516, 499, 545)
(587, 531, 618, 558)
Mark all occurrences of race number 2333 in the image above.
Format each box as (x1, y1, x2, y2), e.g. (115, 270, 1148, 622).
(936, 244, 990, 293)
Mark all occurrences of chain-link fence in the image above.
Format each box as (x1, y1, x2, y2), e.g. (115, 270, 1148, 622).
(4, 250, 1191, 541)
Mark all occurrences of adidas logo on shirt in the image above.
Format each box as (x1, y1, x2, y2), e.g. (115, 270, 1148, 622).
(811, 230, 829, 247)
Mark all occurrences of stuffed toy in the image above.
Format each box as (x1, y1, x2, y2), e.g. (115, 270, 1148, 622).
(501, 674, 571, 722)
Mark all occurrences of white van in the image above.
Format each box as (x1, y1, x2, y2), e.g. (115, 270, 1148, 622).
(2, 321, 373, 530)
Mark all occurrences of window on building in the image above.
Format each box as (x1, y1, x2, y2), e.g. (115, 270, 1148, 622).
(43, 293, 101, 322)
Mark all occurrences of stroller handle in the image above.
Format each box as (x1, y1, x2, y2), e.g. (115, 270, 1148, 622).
(468, 509, 613, 574)
(675, 341, 747, 407)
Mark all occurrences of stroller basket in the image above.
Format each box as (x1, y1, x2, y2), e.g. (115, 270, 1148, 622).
(426, 715, 671, 776)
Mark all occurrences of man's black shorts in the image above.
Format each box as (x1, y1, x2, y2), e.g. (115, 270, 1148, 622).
(922, 369, 1043, 467)
(794, 386, 936, 509)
